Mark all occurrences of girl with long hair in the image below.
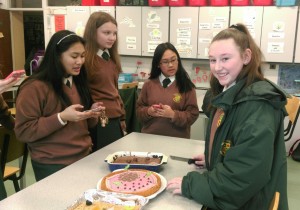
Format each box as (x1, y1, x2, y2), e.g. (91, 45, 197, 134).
(14, 30, 103, 181)
(136, 42, 199, 138)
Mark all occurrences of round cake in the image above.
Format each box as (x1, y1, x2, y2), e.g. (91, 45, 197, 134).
(100, 169, 161, 197)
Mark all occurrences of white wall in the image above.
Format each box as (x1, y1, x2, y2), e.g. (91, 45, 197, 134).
(0, 0, 8, 9)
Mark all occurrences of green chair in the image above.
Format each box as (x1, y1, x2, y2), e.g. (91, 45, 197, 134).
(119, 85, 141, 134)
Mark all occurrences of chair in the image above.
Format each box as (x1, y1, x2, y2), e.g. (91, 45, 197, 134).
(8, 107, 16, 116)
(119, 86, 142, 134)
(284, 96, 300, 141)
(269, 191, 280, 210)
(121, 81, 138, 89)
(0, 126, 28, 192)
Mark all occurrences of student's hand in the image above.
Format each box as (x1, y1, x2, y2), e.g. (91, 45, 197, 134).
(147, 106, 158, 117)
(167, 177, 183, 195)
(60, 104, 101, 122)
(87, 102, 106, 119)
(192, 154, 206, 168)
(90, 102, 105, 112)
(153, 104, 175, 119)
(0, 77, 21, 94)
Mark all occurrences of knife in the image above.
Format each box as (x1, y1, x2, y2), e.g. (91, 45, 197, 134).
(170, 155, 196, 165)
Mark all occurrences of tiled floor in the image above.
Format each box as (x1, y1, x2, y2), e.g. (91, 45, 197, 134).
(4, 157, 300, 209)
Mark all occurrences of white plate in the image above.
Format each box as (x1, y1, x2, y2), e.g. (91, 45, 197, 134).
(97, 170, 167, 200)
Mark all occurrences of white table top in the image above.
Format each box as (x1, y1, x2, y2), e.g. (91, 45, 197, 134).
(0, 132, 204, 210)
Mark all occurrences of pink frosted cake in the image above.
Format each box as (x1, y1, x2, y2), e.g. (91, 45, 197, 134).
(100, 169, 161, 197)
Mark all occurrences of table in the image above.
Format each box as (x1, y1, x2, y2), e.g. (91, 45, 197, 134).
(0, 132, 204, 210)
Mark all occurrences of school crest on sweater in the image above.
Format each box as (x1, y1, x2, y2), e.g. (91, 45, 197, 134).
(173, 93, 182, 103)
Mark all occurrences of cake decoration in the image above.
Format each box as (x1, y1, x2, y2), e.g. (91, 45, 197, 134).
(100, 169, 161, 197)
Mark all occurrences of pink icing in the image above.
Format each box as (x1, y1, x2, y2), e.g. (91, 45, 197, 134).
(105, 171, 158, 193)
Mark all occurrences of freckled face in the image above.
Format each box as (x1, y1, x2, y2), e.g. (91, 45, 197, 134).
(60, 42, 85, 76)
(208, 38, 248, 88)
(96, 22, 117, 50)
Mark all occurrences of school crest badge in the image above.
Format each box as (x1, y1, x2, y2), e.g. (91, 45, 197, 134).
(220, 140, 231, 156)
(173, 93, 182, 103)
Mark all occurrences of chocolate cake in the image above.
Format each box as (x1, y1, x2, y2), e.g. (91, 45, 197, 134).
(113, 156, 161, 165)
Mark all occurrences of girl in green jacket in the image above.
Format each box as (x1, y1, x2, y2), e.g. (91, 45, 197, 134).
(167, 23, 288, 210)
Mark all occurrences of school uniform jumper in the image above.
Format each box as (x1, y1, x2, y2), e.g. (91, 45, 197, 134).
(88, 56, 125, 149)
(182, 79, 288, 210)
(14, 80, 98, 165)
(136, 78, 199, 138)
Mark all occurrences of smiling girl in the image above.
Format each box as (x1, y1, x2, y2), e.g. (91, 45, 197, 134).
(168, 24, 288, 209)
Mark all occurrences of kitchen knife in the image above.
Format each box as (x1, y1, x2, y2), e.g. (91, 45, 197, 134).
(170, 155, 196, 165)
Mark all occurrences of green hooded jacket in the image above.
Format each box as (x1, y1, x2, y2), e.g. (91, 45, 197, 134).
(182, 79, 289, 210)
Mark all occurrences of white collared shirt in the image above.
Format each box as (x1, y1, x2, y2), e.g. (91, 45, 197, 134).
(63, 75, 73, 88)
(223, 81, 236, 92)
(159, 74, 175, 87)
(97, 49, 110, 59)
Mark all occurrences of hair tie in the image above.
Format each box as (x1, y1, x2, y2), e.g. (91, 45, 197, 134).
(229, 24, 246, 34)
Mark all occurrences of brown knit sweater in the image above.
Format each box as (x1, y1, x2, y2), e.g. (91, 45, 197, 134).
(136, 78, 199, 138)
(14, 80, 97, 165)
(87, 56, 125, 119)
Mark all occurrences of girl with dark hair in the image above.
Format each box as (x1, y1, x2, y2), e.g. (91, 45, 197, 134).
(168, 24, 288, 210)
(14, 30, 104, 181)
(84, 12, 126, 150)
(136, 42, 199, 138)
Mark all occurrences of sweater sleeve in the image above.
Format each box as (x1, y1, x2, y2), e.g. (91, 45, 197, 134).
(136, 82, 153, 123)
(87, 116, 99, 128)
(171, 88, 199, 127)
(14, 82, 64, 143)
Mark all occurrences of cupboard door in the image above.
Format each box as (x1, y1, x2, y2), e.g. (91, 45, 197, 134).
(197, 7, 230, 59)
(260, 6, 297, 63)
(43, 7, 67, 47)
(230, 6, 263, 47)
(141, 7, 169, 56)
(66, 6, 90, 37)
(294, 12, 300, 63)
(170, 7, 199, 59)
(116, 6, 142, 56)
(90, 6, 115, 18)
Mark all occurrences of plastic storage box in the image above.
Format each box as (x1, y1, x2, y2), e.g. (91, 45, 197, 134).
(81, 0, 100, 5)
(210, 0, 229, 6)
(188, 0, 207, 6)
(276, 0, 297, 6)
(168, 0, 187, 6)
(100, 0, 117, 5)
(148, 0, 168, 6)
(252, 0, 273, 5)
(118, 73, 133, 83)
(231, 0, 249, 5)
